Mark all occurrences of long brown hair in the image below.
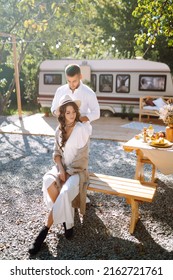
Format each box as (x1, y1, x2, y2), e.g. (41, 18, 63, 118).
(58, 102, 80, 148)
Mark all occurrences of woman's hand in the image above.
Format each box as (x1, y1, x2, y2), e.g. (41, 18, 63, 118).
(59, 166, 66, 182)
(54, 155, 67, 182)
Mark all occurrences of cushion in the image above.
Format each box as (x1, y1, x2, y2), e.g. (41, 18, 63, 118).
(145, 98, 155, 106)
(153, 97, 166, 109)
(143, 105, 158, 111)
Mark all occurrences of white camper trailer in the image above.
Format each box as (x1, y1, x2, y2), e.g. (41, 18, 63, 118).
(38, 59, 173, 116)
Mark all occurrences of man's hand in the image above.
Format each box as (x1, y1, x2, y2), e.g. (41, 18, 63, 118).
(79, 116, 89, 122)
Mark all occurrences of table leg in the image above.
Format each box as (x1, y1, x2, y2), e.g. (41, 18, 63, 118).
(134, 150, 144, 180)
(135, 149, 156, 184)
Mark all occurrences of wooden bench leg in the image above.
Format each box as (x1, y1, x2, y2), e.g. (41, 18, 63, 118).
(129, 199, 139, 234)
(151, 164, 156, 183)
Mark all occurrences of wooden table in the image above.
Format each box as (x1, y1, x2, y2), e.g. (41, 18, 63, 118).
(123, 136, 173, 184)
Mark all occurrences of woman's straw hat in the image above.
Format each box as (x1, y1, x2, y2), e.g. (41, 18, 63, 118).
(56, 95, 81, 115)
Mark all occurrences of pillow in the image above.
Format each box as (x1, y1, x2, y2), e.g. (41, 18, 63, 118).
(145, 98, 155, 106)
(143, 105, 158, 111)
(153, 97, 166, 109)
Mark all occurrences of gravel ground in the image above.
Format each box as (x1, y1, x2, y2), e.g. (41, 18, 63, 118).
(0, 116, 173, 260)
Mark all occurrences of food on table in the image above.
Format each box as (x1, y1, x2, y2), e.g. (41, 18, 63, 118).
(158, 131, 166, 138)
(151, 137, 168, 146)
(135, 134, 140, 140)
(150, 131, 165, 140)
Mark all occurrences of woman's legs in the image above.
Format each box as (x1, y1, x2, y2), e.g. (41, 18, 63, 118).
(29, 174, 79, 255)
(47, 181, 60, 203)
(45, 182, 60, 228)
(52, 174, 79, 229)
(29, 181, 59, 255)
(52, 174, 79, 239)
(28, 225, 49, 255)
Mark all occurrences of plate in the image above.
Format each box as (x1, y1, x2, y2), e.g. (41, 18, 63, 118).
(149, 142, 172, 148)
(150, 140, 168, 146)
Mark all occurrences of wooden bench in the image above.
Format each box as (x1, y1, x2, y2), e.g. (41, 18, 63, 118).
(87, 173, 156, 234)
(139, 96, 172, 122)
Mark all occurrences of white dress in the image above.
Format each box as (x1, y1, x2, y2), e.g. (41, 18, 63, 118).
(42, 121, 92, 229)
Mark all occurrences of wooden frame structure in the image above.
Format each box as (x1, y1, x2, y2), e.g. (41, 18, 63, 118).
(0, 32, 22, 118)
(139, 96, 172, 122)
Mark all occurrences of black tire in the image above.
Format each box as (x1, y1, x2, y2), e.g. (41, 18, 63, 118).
(101, 110, 114, 117)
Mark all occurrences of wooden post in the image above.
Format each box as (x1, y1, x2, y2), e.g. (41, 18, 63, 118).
(12, 35, 22, 119)
(0, 32, 22, 119)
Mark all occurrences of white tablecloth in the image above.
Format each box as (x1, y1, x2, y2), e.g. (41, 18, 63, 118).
(123, 137, 173, 175)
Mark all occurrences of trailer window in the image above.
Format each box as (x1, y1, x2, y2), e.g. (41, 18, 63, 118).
(91, 74, 96, 92)
(139, 75, 166, 91)
(116, 75, 130, 93)
(44, 74, 62, 85)
(99, 74, 113, 92)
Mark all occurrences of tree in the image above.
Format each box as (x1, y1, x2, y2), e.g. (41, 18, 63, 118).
(0, 0, 113, 114)
(93, 0, 142, 58)
(133, 0, 173, 47)
(143, 35, 173, 72)
(0, 0, 106, 114)
(1, 0, 172, 114)
(0, 0, 60, 113)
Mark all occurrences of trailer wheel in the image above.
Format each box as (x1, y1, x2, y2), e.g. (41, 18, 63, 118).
(101, 110, 114, 117)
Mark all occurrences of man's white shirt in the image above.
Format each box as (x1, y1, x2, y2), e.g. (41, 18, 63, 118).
(51, 81, 100, 122)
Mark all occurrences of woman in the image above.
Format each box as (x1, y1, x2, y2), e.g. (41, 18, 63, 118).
(29, 95, 92, 255)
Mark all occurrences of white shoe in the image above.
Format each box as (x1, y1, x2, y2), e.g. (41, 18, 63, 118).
(86, 196, 90, 203)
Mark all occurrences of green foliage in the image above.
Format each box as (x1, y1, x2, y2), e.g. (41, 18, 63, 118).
(128, 105, 134, 114)
(0, 0, 173, 114)
(121, 104, 127, 114)
(93, 0, 141, 58)
(41, 106, 50, 113)
(133, 0, 173, 47)
(128, 105, 135, 120)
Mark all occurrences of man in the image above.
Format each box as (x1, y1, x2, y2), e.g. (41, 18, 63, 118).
(51, 64, 100, 123)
